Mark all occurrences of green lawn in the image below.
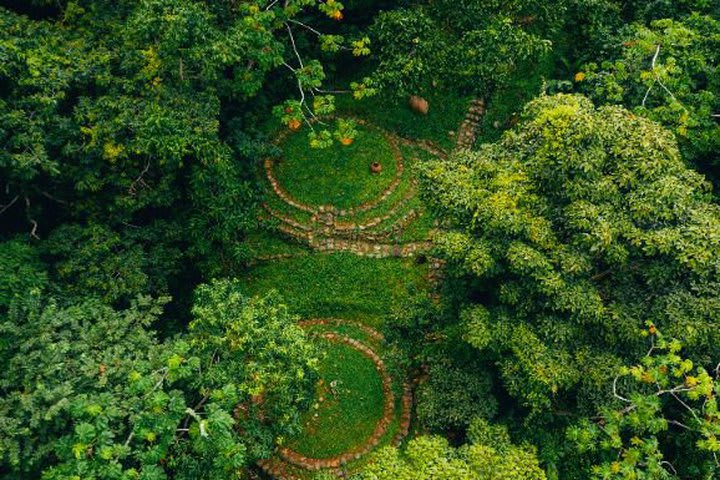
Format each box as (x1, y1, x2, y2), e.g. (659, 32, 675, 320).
(286, 338, 385, 458)
(336, 93, 470, 151)
(275, 123, 398, 209)
(239, 253, 428, 326)
(246, 96, 441, 475)
(244, 230, 310, 259)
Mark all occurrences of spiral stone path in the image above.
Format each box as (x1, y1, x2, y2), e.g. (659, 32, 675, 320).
(255, 103, 485, 479)
(257, 320, 413, 480)
(260, 119, 445, 257)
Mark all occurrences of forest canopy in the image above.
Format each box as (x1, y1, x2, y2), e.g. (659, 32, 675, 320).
(1, 1, 719, 479)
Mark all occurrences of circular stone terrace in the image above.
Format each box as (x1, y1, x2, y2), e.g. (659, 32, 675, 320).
(258, 320, 412, 479)
(260, 118, 443, 258)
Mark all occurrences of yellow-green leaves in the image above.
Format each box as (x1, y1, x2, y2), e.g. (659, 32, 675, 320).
(351, 37, 371, 56)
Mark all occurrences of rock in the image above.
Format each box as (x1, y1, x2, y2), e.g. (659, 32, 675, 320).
(408, 95, 429, 115)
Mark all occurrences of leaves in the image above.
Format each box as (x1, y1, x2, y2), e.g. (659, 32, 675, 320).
(356, 425, 546, 480)
(367, 3, 555, 97)
(419, 94, 720, 466)
(579, 14, 720, 170)
(0, 281, 317, 478)
(570, 328, 720, 478)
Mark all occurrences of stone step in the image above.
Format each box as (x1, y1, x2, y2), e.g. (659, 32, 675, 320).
(454, 97, 486, 152)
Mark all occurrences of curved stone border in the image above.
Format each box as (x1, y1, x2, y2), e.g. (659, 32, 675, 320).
(279, 332, 394, 470)
(398, 136, 447, 159)
(263, 117, 446, 220)
(264, 182, 417, 235)
(264, 120, 405, 217)
(298, 318, 385, 342)
(256, 458, 302, 480)
(259, 117, 447, 260)
(332, 209, 421, 242)
(331, 183, 417, 231)
(258, 321, 414, 479)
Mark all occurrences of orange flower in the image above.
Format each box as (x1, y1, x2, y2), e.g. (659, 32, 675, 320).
(331, 9, 343, 21)
(288, 119, 301, 131)
(340, 137, 353, 146)
(574, 72, 586, 82)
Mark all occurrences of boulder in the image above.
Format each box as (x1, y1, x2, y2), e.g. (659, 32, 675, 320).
(408, 95, 429, 115)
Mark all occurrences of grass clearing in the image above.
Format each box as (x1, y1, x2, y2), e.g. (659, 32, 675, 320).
(275, 123, 398, 209)
(286, 338, 385, 458)
(240, 253, 428, 327)
(250, 98, 446, 476)
(336, 93, 470, 150)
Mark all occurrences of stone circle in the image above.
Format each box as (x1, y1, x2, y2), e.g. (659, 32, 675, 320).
(257, 320, 413, 479)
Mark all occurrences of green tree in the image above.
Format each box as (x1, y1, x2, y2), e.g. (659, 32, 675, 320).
(0, 0, 362, 246)
(579, 14, 720, 175)
(43, 223, 151, 304)
(569, 326, 720, 478)
(0, 293, 174, 476)
(385, 295, 498, 434)
(0, 283, 318, 479)
(0, 238, 46, 309)
(420, 93, 720, 469)
(355, 419, 546, 480)
(415, 360, 498, 433)
(41, 221, 184, 305)
(187, 280, 319, 461)
(365, 0, 559, 99)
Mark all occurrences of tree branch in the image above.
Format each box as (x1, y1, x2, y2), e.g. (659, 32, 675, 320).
(185, 408, 208, 437)
(0, 195, 18, 215)
(669, 391, 701, 424)
(129, 160, 151, 196)
(41, 191, 68, 205)
(285, 23, 304, 69)
(24, 196, 39, 239)
(613, 376, 632, 403)
(642, 79, 656, 108)
(287, 19, 323, 37)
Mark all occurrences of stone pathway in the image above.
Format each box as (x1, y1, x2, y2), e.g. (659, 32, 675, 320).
(455, 98, 486, 151)
(258, 321, 413, 480)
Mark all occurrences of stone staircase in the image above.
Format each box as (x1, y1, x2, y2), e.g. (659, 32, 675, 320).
(455, 98, 486, 151)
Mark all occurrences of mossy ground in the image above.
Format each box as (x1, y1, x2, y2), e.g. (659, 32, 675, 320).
(240, 253, 428, 327)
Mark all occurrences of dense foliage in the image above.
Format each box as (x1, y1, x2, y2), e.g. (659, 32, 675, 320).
(421, 93, 720, 476)
(570, 327, 720, 478)
(355, 419, 545, 480)
(1, 1, 719, 479)
(579, 13, 720, 176)
(0, 280, 317, 478)
(365, 0, 559, 98)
